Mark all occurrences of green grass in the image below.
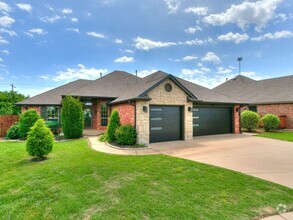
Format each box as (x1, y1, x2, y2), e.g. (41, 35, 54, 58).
(0, 140, 292, 219)
(256, 131, 293, 142)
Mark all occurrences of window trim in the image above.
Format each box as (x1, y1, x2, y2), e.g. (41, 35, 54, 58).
(100, 103, 108, 126)
(46, 106, 59, 121)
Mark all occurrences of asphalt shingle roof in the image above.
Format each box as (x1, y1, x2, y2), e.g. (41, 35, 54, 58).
(17, 79, 92, 105)
(213, 75, 293, 104)
(18, 70, 240, 106)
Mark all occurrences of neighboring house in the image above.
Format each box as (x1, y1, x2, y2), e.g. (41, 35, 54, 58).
(213, 75, 293, 129)
(17, 70, 241, 144)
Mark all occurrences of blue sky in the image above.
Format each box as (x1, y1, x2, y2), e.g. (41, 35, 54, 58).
(0, 0, 292, 96)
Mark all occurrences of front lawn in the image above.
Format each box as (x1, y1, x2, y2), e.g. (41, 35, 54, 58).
(0, 140, 292, 219)
(256, 131, 293, 142)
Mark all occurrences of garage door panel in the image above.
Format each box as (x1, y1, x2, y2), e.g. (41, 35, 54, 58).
(150, 106, 182, 143)
(193, 106, 232, 136)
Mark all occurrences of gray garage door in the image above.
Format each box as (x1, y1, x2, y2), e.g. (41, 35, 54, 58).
(193, 106, 233, 136)
(150, 106, 182, 143)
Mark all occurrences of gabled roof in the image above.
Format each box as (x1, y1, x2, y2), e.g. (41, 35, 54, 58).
(213, 75, 293, 104)
(18, 70, 240, 106)
(110, 71, 197, 104)
(17, 79, 92, 105)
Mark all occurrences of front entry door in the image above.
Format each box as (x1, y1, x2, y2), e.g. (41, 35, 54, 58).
(83, 108, 92, 128)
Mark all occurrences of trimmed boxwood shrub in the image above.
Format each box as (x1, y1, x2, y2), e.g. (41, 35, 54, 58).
(106, 109, 121, 142)
(26, 119, 54, 158)
(115, 124, 136, 145)
(61, 96, 83, 139)
(262, 114, 280, 131)
(241, 110, 260, 131)
(45, 121, 60, 134)
(6, 122, 20, 139)
(19, 109, 41, 139)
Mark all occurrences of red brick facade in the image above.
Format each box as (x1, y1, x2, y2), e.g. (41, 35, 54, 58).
(234, 105, 241, 134)
(92, 100, 109, 131)
(112, 103, 135, 126)
(21, 106, 41, 114)
(0, 115, 19, 137)
(257, 104, 293, 129)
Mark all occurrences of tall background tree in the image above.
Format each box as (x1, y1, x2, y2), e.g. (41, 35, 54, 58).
(0, 91, 28, 115)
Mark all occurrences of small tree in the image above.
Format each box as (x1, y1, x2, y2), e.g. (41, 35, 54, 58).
(106, 109, 121, 142)
(26, 119, 54, 159)
(262, 114, 281, 131)
(19, 109, 41, 139)
(241, 110, 260, 131)
(61, 96, 83, 138)
(6, 122, 20, 139)
(115, 124, 136, 145)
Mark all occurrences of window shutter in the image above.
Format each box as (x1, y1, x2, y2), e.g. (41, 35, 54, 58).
(41, 106, 47, 119)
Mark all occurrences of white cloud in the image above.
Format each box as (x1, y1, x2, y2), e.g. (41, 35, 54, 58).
(182, 55, 197, 61)
(62, 8, 72, 14)
(218, 32, 249, 44)
(115, 39, 123, 44)
(179, 38, 205, 45)
(0, 1, 11, 12)
(0, 57, 3, 62)
(164, 0, 181, 14)
(114, 56, 134, 63)
(25, 28, 47, 37)
(124, 49, 133, 53)
(1, 49, 9, 54)
(0, 16, 15, 27)
(87, 32, 107, 39)
(181, 68, 205, 76)
(16, 3, 32, 12)
(71, 17, 78, 23)
(0, 36, 8, 44)
(67, 28, 79, 33)
(45, 4, 54, 11)
(217, 66, 233, 74)
(134, 37, 176, 51)
(40, 15, 61, 23)
(41, 64, 108, 82)
(251, 30, 293, 41)
(184, 7, 208, 16)
(184, 25, 202, 34)
(137, 69, 157, 78)
(203, 0, 282, 31)
(0, 28, 17, 36)
(201, 52, 221, 64)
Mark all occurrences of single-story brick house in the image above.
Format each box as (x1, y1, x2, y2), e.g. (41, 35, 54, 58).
(213, 75, 293, 129)
(18, 70, 242, 144)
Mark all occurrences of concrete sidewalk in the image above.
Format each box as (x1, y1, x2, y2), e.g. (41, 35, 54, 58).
(87, 136, 159, 155)
(260, 212, 293, 220)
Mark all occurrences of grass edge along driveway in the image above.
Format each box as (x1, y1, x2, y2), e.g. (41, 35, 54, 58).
(256, 131, 293, 142)
(0, 139, 292, 219)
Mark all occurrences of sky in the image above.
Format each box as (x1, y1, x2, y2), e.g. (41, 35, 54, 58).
(0, 0, 292, 96)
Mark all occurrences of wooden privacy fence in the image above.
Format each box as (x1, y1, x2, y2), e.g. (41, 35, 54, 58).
(0, 115, 19, 137)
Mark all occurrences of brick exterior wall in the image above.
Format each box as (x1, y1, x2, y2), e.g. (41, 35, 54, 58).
(257, 104, 293, 129)
(112, 103, 135, 126)
(234, 105, 241, 134)
(136, 79, 193, 145)
(0, 115, 19, 137)
(21, 106, 41, 114)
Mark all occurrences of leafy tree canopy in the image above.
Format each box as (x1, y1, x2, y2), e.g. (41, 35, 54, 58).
(0, 91, 28, 115)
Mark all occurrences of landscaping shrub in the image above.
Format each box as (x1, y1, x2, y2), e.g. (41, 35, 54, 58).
(19, 109, 41, 139)
(61, 96, 83, 139)
(99, 133, 107, 142)
(115, 124, 136, 145)
(106, 109, 121, 142)
(6, 123, 20, 139)
(45, 121, 60, 134)
(26, 119, 54, 158)
(241, 110, 260, 131)
(262, 114, 281, 131)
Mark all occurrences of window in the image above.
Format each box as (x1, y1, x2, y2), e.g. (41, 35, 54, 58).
(164, 83, 172, 92)
(46, 106, 59, 121)
(100, 103, 108, 126)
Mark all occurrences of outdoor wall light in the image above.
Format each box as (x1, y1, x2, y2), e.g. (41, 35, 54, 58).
(188, 107, 193, 112)
(143, 106, 148, 113)
(236, 108, 240, 113)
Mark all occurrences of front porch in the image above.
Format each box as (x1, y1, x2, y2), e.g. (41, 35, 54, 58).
(83, 129, 105, 136)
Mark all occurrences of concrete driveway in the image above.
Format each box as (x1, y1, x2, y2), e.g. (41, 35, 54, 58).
(150, 134, 293, 188)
